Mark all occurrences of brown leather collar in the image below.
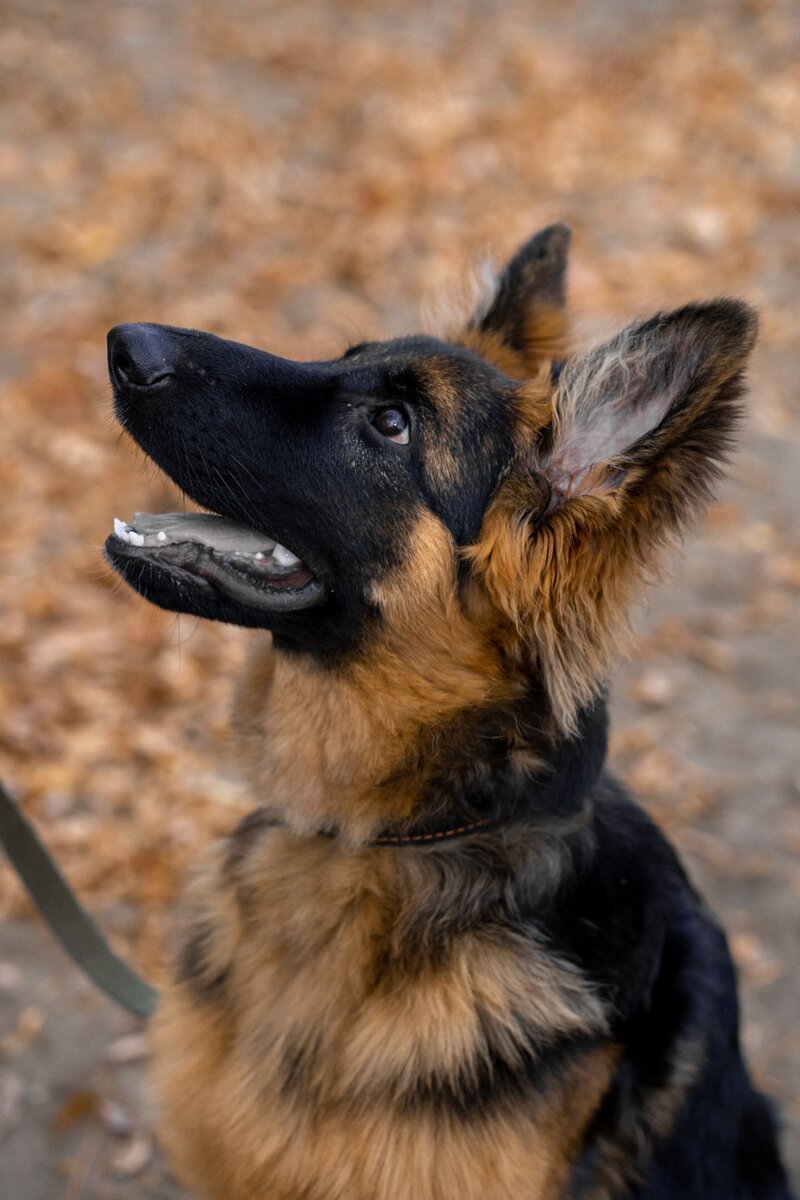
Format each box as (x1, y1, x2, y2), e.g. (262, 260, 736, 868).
(368, 817, 498, 846)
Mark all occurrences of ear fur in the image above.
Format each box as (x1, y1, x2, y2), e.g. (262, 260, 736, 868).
(468, 299, 758, 732)
(461, 224, 571, 373)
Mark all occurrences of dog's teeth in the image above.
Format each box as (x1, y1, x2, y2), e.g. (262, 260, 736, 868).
(157, 531, 168, 543)
(113, 517, 145, 546)
(272, 543, 300, 568)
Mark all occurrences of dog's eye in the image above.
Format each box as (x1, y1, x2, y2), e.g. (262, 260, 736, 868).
(370, 407, 409, 445)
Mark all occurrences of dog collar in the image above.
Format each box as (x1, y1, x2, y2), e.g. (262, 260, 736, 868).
(368, 817, 498, 845)
(322, 700, 609, 849)
(315, 815, 499, 848)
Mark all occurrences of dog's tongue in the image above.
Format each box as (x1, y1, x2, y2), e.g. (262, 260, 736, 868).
(108, 511, 322, 611)
(112, 512, 300, 567)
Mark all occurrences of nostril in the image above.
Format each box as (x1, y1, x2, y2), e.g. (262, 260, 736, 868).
(111, 347, 172, 388)
(108, 324, 176, 390)
(112, 349, 135, 383)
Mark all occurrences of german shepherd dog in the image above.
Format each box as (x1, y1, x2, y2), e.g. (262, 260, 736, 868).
(105, 225, 794, 1199)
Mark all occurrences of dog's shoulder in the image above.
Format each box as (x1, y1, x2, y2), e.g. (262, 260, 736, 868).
(561, 780, 791, 1198)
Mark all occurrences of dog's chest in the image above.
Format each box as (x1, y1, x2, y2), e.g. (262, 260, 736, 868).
(155, 827, 615, 1200)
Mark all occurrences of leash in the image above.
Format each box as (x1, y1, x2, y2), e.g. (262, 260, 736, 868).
(0, 782, 158, 1020)
(0, 783, 494, 1021)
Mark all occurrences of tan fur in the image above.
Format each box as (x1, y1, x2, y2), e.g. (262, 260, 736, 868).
(156, 1023, 616, 1200)
(234, 511, 518, 841)
(412, 357, 466, 424)
(154, 825, 614, 1200)
(460, 307, 568, 378)
(465, 476, 640, 734)
(466, 308, 757, 733)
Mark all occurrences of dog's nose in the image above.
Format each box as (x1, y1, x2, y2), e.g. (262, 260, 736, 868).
(107, 324, 176, 391)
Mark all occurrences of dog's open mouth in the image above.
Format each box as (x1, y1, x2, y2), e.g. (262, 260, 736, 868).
(107, 512, 325, 612)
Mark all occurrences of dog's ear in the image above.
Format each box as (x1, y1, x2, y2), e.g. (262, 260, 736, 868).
(462, 224, 571, 372)
(468, 299, 758, 731)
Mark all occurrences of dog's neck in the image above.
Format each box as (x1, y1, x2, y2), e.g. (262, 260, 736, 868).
(232, 635, 607, 843)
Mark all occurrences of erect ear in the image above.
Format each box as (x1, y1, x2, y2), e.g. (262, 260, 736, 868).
(468, 299, 758, 732)
(461, 224, 571, 373)
(541, 299, 758, 513)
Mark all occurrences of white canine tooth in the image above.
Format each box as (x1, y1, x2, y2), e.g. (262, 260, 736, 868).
(272, 543, 300, 568)
(128, 531, 145, 547)
(157, 531, 168, 543)
(114, 517, 128, 540)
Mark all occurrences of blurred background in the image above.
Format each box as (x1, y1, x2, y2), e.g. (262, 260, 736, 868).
(0, 0, 798, 1194)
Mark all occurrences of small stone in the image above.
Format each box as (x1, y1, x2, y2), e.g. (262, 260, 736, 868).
(99, 1097, 136, 1138)
(0, 1071, 25, 1137)
(0, 962, 24, 998)
(730, 933, 784, 987)
(106, 1032, 150, 1065)
(111, 1132, 153, 1178)
(1, 1006, 45, 1057)
(631, 673, 674, 708)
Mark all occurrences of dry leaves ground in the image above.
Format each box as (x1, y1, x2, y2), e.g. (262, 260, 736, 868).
(0, 0, 798, 1195)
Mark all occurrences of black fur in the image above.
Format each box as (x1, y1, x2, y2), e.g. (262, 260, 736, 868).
(105, 266, 793, 1197)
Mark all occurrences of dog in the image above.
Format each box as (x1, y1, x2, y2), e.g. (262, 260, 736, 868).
(105, 224, 794, 1199)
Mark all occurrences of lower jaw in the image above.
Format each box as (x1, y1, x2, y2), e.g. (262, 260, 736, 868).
(105, 537, 327, 619)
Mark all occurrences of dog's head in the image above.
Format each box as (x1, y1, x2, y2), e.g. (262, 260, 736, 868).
(106, 225, 756, 733)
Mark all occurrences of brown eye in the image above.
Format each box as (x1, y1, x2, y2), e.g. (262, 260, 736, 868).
(371, 407, 409, 445)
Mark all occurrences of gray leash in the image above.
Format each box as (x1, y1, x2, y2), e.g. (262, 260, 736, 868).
(0, 781, 158, 1020)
